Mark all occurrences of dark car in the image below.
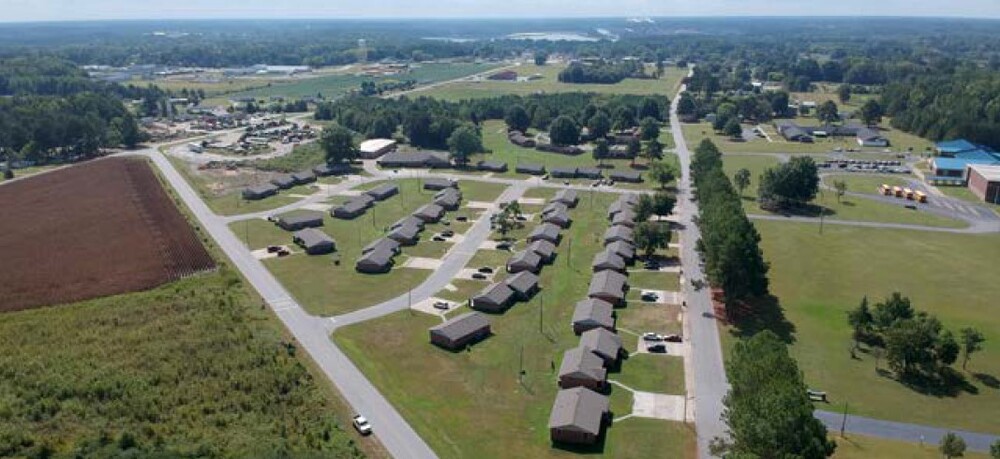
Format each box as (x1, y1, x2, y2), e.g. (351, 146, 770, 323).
(441, 230, 455, 237)
(456, 216, 469, 222)
(471, 273, 488, 280)
(643, 260, 660, 270)
(478, 267, 494, 274)
(267, 245, 281, 253)
(432, 236, 447, 242)
(647, 344, 667, 353)
(664, 334, 682, 343)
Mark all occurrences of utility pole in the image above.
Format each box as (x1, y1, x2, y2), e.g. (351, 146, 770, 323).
(538, 292, 544, 333)
(840, 401, 849, 437)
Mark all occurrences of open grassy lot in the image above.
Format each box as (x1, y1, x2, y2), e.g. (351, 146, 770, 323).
(335, 191, 693, 458)
(224, 62, 500, 102)
(167, 155, 318, 216)
(614, 355, 686, 395)
(720, 155, 966, 228)
(682, 119, 933, 155)
(831, 434, 989, 459)
(821, 174, 912, 196)
(236, 179, 475, 316)
(750, 221, 1000, 433)
(457, 179, 508, 202)
(0, 270, 366, 458)
(628, 271, 681, 292)
(617, 303, 682, 337)
(420, 63, 687, 101)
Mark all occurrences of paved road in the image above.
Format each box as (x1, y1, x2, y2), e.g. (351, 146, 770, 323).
(815, 411, 998, 453)
(670, 83, 731, 458)
(140, 148, 439, 459)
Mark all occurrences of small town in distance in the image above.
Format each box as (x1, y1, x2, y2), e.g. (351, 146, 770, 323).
(1, 3, 999, 459)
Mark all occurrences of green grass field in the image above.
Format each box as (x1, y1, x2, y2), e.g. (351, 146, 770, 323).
(236, 179, 505, 316)
(0, 270, 365, 458)
(831, 434, 989, 459)
(617, 303, 683, 337)
(821, 174, 912, 196)
(224, 63, 499, 103)
(721, 155, 966, 228)
(334, 191, 693, 458)
(419, 63, 687, 101)
(614, 355, 686, 395)
(751, 221, 1000, 433)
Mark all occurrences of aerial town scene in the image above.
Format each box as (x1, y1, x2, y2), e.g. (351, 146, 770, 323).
(1, 1, 999, 458)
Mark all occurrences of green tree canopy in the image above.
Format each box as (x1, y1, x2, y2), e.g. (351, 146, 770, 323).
(633, 221, 671, 258)
(817, 100, 840, 124)
(649, 161, 676, 189)
(504, 105, 531, 133)
(860, 99, 883, 127)
(640, 117, 661, 141)
(320, 124, 359, 164)
(757, 156, 819, 210)
(587, 112, 612, 139)
(447, 124, 483, 166)
(940, 432, 967, 459)
(549, 115, 581, 146)
(733, 168, 751, 196)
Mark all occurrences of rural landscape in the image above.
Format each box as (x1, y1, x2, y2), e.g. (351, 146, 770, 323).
(1, 4, 1000, 459)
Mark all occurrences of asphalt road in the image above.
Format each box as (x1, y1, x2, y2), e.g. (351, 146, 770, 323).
(670, 83, 732, 458)
(815, 410, 998, 453)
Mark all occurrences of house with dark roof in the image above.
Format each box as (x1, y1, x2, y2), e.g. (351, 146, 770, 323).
(429, 312, 491, 351)
(516, 163, 545, 175)
(270, 174, 296, 189)
(588, 270, 629, 306)
(391, 216, 425, 232)
(550, 167, 578, 179)
(542, 209, 572, 228)
(609, 170, 642, 183)
(293, 228, 336, 255)
(611, 209, 638, 228)
(607, 200, 633, 219)
(577, 167, 603, 179)
(423, 178, 458, 191)
(504, 271, 540, 300)
(605, 241, 636, 262)
(542, 202, 568, 216)
(355, 246, 395, 273)
(276, 211, 324, 231)
(366, 183, 399, 201)
(509, 131, 537, 148)
(537, 144, 583, 155)
(580, 328, 624, 367)
(528, 240, 557, 264)
(572, 298, 616, 335)
(471, 282, 516, 313)
(242, 183, 279, 200)
(553, 189, 579, 208)
(312, 162, 353, 177)
(477, 160, 508, 172)
(433, 189, 462, 210)
(378, 151, 451, 169)
(507, 250, 543, 274)
(527, 223, 562, 244)
(548, 387, 610, 445)
(592, 249, 626, 273)
(352, 194, 376, 209)
(291, 170, 317, 185)
(362, 237, 401, 256)
(558, 347, 608, 391)
(413, 204, 446, 223)
(603, 226, 634, 244)
(332, 199, 368, 219)
(387, 223, 421, 246)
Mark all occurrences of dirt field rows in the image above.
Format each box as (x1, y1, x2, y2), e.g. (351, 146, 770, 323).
(0, 157, 215, 312)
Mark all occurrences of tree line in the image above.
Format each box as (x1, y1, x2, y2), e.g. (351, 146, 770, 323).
(557, 60, 646, 84)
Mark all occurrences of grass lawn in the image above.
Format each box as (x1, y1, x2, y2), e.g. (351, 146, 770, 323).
(421, 63, 687, 101)
(748, 221, 1000, 433)
(0, 271, 365, 458)
(821, 174, 912, 196)
(614, 355, 686, 395)
(831, 434, 990, 459)
(240, 179, 459, 316)
(721, 155, 966, 228)
(617, 303, 682, 337)
(334, 190, 695, 457)
(457, 179, 509, 202)
(683, 119, 933, 155)
(436, 279, 489, 304)
(167, 155, 318, 216)
(628, 271, 681, 292)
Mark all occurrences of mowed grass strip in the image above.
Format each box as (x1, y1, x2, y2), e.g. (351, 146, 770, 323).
(334, 191, 694, 458)
(831, 434, 990, 459)
(750, 221, 1000, 433)
(614, 355, 686, 395)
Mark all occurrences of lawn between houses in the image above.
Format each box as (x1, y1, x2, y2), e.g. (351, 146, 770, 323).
(333, 190, 694, 458)
(740, 221, 1000, 433)
(720, 155, 966, 228)
(232, 178, 507, 316)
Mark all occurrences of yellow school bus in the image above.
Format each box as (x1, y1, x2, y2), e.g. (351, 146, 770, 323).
(892, 186, 904, 198)
(915, 191, 928, 203)
(904, 188, 915, 200)
(878, 184, 893, 196)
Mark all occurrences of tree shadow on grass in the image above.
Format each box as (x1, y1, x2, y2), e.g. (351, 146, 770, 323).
(897, 367, 978, 398)
(973, 372, 1000, 389)
(726, 295, 797, 344)
(765, 203, 837, 219)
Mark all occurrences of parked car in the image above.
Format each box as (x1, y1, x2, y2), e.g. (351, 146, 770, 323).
(277, 249, 290, 257)
(441, 230, 455, 237)
(456, 216, 469, 222)
(266, 215, 278, 223)
(478, 266, 494, 274)
(267, 245, 281, 253)
(642, 332, 664, 342)
(647, 344, 667, 353)
(471, 273, 488, 280)
(664, 334, 682, 343)
(643, 260, 660, 270)
(496, 242, 512, 250)
(641, 292, 659, 302)
(352, 415, 372, 435)
(432, 236, 447, 242)
(433, 301, 451, 311)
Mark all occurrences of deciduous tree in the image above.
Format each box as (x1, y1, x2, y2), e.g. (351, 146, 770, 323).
(504, 105, 531, 133)
(940, 432, 967, 459)
(549, 115, 580, 146)
(320, 124, 359, 164)
(959, 327, 985, 370)
(633, 221, 671, 259)
(733, 168, 751, 197)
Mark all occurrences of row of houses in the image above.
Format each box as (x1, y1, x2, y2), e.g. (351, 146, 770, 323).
(547, 194, 639, 447)
(356, 181, 460, 274)
(508, 130, 584, 155)
(332, 183, 399, 220)
(773, 120, 889, 147)
(267, 209, 338, 255)
(242, 170, 318, 200)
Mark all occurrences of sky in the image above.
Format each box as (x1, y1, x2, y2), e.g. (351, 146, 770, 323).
(4, 0, 1000, 22)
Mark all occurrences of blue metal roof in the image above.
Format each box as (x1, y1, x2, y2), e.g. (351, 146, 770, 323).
(954, 149, 1000, 162)
(936, 139, 978, 154)
(932, 156, 999, 171)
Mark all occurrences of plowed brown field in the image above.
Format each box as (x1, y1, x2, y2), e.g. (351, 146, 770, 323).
(0, 157, 215, 312)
